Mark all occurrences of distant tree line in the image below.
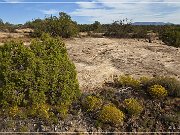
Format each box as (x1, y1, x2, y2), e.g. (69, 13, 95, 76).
(0, 12, 179, 47)
(0, 18, 20, 32)
(78, 19, 180, 47)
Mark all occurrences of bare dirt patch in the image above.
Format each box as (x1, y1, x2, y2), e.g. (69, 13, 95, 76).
(1, 36, 179, 92)
(65, 38, 180, 92)
(0, 32, 25, 38)
(0, 31, 32, 45)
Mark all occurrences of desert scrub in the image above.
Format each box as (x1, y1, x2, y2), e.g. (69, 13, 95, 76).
(8, 106, 21, 117)
(160, 26, 180, 48)
(117, 75, 140, 89)
(82, 95, 103, 112)
(19, 125, 29, 132)
(148, 85, 168, 99)
(139, 76, 151, 87)
(28, 103, 50, 119)
(124, 98, 143, 116)
(104, 19, 132, 38)
(141, 76, 180, 97)
(28, 12, 78, 38)
(55, 102, 70, 119)
(0, 34, 80, 119)
(98, 104, 125, 125)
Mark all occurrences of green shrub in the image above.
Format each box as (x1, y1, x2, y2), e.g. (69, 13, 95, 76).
(0, 18, 17, 32)
(139, 76, 150, 84)
(118, 75, 140, 89)
(19, 125, 29, 132)
(82, 95, 103, 112)
(141, 76, 180, 97)
(160, 26, 180, 47)
(98, 104, 125, 125)
(148, 85, 168, 98)
(124, 98, 143, 116)
(91, 21, 102, 32)
(131, 26, 148, 39)
(28, 12, 79, 38)
(55, 102, 70, 119)
(28, 103, 50, 119)
(104, 19, 132, 38)
(8, 105, 20, 117)
(0, 34, 80, 119)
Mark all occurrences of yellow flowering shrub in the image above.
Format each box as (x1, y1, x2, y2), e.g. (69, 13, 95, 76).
(149, 85, 168, 98)
(98, 104, 125, 125)
(82, 95, 103, 112)
(9, 106, 20, 117)
(56, 102, 70, 119)
(29, 103, 50, 119)
(124, 98, 143, 116)
(118, 75, 140, 89)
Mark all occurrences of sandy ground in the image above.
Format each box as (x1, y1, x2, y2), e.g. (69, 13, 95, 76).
(0, 32, 31, 45)
(65, 38, 180, 92)
(1, 32, 180, 92)
(0, 32, 25, 38)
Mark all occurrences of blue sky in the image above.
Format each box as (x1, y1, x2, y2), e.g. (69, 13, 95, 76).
(0, 0, 180, 24)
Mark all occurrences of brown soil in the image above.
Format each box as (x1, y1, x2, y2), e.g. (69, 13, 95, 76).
(0, 32, 25, 38)
(65, 37, 180, 92)
(1, 34, 180, 92)
(0, 32, 32, 45)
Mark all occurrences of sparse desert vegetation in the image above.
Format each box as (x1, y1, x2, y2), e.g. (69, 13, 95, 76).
(0, 12, 179, 133)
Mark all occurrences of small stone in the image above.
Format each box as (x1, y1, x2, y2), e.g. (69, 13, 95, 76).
(70, 122, 73, 126)
(54, 125, 57, 131)
(65, 127, 68, 131)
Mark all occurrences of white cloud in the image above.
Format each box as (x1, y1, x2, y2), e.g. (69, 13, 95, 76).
(40, 9, 59, 15)
(160, 9, 180, 23)
(76, 2, 99, 9)
(71, 0, 180, 24)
